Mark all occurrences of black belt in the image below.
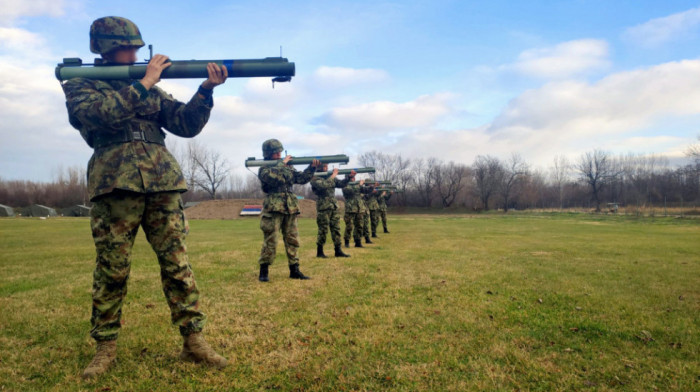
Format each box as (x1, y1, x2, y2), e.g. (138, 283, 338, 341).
(92, 126, 165, 149)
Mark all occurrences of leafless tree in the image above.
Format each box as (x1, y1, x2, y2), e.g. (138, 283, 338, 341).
(411, 157, 439, 207)
(432, 161, 469, 208)
(498, 153, 529, 212)
(472, 155, 503, 210)
(550, 155, 570, 210)
(577, 149, 619, 212)
(190, 144, 230, 200)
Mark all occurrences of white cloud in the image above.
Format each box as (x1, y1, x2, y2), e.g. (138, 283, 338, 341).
(0, 0, 68, 26)
(311, 66, 389, 88)
(623, 7, 700, 47)
(316, 93, 455, 133)
(503, 39, 610, 79)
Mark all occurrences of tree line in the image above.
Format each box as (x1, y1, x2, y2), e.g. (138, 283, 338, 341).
(2, 139, 699, 213)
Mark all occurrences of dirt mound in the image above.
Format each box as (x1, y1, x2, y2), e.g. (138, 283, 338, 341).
(185, 198, 344, 220)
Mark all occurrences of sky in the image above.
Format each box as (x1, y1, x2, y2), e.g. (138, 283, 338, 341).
(1, 0, 700, 182)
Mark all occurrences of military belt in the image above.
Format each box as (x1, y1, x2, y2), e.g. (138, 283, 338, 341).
(92, 124, 165, 149)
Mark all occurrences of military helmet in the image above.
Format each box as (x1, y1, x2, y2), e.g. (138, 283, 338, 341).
(262, 139, 284, 159)
(90, 16, 145, 54)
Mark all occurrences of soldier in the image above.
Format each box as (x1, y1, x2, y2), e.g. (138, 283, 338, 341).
(342, 174, 371, 248)
(366, 184, 382, 238)
(310, 165, 352, 258)
(360, 183, 375, 244)
(257, 139, 321, 282)
(61, 17, 228, 378)
(378, 190, 392, 233)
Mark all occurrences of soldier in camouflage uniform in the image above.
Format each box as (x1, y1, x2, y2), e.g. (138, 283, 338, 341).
(360, 183, 376, 244)
(342, 175, 371, 248)
(61, 16, 228, 379)
(310, 165, 352, 258)
(257, 139, 321, 282)
(378, 190, 392, 233)
(366, 185, 382, 238)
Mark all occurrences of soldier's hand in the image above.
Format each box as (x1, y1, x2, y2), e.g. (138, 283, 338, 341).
(201, 63, 228, 89)
(330, 168, 339, 179)
(310, 159, 322, 168)
(283, 155, 293, 165)
(140, 54, 171, 89)
(359, 179, 365, 185)
(350, 170, 357, 177)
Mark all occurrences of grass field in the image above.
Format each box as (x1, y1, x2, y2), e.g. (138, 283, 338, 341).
(0, 213, 698, 391)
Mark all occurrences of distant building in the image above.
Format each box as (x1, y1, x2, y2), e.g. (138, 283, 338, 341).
(29, 204, 57, 217)
(0, 204, 14, 217)
(62, 205, 91, 217)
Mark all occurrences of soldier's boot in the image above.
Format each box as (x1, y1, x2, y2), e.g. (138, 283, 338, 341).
(383, 228, 389, 233)
(371, 232, 378, 238)
(344, 239, 350, 248)
(259, 264, 269, 282)
(82, 340, 117, 379)
(354, 239, 363, 248)
(334, 245, 350, 257)
(365, 236, 373, 244)
(180, 332, 228, 369)
(289, 264, 310, 280)
(316, 245, 328, 258)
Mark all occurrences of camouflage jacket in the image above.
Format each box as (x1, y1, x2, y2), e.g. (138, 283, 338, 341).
(378, 193, 392, 211)
(311, 176, 350, 211)
(366, 190, 381, 211)
(258, 161, 316, 215)
(342, 183, 371, 214)
(62, 78, 213, 201)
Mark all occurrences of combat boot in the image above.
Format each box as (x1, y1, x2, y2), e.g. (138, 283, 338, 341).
(354, 239, 363, 248)
(316, 245, 328, 258)
(180, 332, 228, 369)
(82, 340, 117, 379)
(365, 236, 373, 244)
(371, 233, 378, 238)
(383, 228, 389, 233)
(334, 245, 350, 257)
(344, 239, 350, 248)
(259, 264, 269, 282)
(289, 264, 310, 280)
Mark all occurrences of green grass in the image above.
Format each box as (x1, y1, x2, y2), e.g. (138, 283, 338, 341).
(0, 214, 698, 391)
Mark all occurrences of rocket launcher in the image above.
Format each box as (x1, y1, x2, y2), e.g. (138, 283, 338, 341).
(314, 167, 376, 177)
(245, 154, 349, 167)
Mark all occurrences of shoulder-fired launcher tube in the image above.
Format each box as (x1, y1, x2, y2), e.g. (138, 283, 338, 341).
(55, 57, 295, 81)
(376, 187, 402, 193)
(245, 154, 349, 167)
(314, 167, 376, 177)
(348, 180, 392, 185)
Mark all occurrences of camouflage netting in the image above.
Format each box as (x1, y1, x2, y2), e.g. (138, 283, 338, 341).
(29, 204, 57, 217)
(62, 205, 92, 217)
(0, 204, 14, 217)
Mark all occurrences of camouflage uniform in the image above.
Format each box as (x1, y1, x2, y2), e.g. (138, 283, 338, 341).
(63, 65, 214, 341)
(311, 175, 350, 248)
(258, 161, 316, 266)
(378, 192, 392, 231)
(342, 183, 370, 244)
(366, 191, 381, 236)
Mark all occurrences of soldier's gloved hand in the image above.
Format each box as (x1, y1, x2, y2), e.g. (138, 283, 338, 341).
(140, 54, 172, 89)
(201, 63, 228, 89)
(283, 155, 293, 165)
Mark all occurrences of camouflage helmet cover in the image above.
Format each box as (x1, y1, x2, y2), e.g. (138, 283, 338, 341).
(262, 139, 284, 159)
(90, 16, 145, 54)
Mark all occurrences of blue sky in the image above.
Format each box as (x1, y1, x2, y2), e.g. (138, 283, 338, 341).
(1, 0, 699, 182)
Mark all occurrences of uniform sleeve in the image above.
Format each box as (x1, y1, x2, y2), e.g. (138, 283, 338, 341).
(335, 177, 351, 188)
(293, 165, 316, 185)
(155, 87, 213, 138)
(259, 162, 293, 188)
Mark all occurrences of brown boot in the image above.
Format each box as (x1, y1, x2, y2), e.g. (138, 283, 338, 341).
(82, 340, 117, 379)
(180, 332, 228, 369)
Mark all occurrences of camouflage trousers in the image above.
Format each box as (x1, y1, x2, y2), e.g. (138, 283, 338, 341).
(316, 208, 342, 247)
(89, 190, 204, 342)
(343, 211, 363, 243)
(369, 209, 380, 235)
(379, 209, 388, 230)
(259, 212, 300, 266)
(362, 211, 370, 238)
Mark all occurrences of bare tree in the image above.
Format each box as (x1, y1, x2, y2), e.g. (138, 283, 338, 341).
(498, 153, 529, 212)
(472, 155, 503, 210)
(550, 155, 570, 210)
(577, 149, 618, 212)
(411, 157, 439, 207)
(190, 144, 230, 200)
(433, 161, 469, 208)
